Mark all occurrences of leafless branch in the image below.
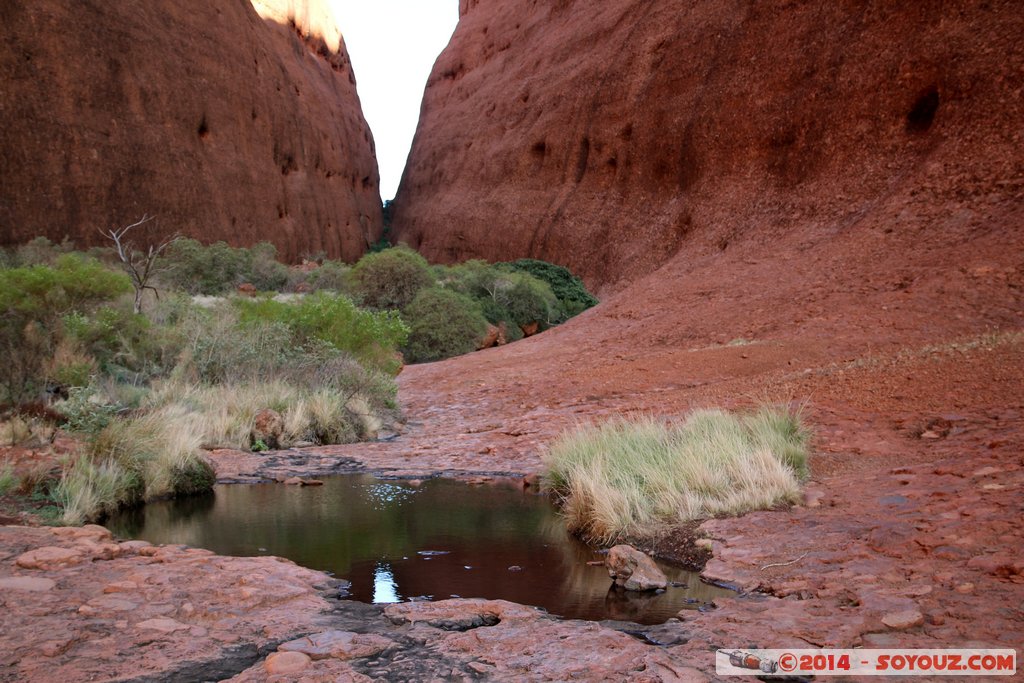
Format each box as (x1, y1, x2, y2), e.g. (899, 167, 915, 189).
(99, 215, 179, 314)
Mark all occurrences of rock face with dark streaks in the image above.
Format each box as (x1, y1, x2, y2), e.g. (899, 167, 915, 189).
(393, 0, 1023, 292)
(0, 0, 381, 261)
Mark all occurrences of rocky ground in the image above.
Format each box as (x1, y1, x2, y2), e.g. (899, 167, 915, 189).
(3, 310, 1020, 680)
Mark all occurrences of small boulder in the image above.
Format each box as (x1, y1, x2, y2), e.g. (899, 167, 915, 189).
(251, 408, 284, 450)
(606, 545, 668, 591)
(881, 608, 924, 630)
(279, 631, 391, 660)
(237, 283, 257, 297)
(16, 546, 85, 570)
(479, 324, 501, 349)
(265, 651, 311, 675)
(136, 618, 190, 633)
(520, 321, 540, 337)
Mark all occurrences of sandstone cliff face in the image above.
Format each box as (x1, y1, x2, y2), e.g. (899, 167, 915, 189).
(0, 0, 381, 261)
(393, 1, 1023, 292)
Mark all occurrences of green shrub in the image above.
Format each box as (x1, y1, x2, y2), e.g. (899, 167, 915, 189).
(160, 239, 288, 294)
(444, 259, 496, 300)
(351, 245, 434, 310)
(248, 242, 289, 291)
(13, 236, 75, 267)
(63, 305, 163, 381)
(445, 260, 557, 331)
(0, 464, 15, 496)
(492, 271, 559, 330)
(403, 288, 489, 363)
(500, 258, 598, 320)
(543, 406, 811, 543)
(476, 299, 524, 342)
(0, 254, 131, 316)
(304, 259, 351, 293)
(0, 255, 130, 403)
(234, 293, 408, 374)
(57, 386, 121, 435)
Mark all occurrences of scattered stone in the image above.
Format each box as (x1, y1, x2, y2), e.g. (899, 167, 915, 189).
(802, 488, 826, 507)
(0, 576, 56, 591)
(265, 651, 311, 675)
(606, 545, 668, 591)
(136, 618, 190, 633)
(881, 609, 924, 630)
(118, 540, 152, 552)
(39, 639, 75, 657)
(279, 631, 392, 660)
(520, 321, 540, 337)
(237, 283, 257, 297)
(53, 524, 114, 542)
(16, 546, 85, 570)
(972, 466, 1002, 477)
(103, 580, 140, 594)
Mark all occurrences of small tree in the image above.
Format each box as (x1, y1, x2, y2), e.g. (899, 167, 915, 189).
(100, 215, 178, 313)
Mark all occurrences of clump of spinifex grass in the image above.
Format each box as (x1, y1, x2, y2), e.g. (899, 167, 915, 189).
(542, 406, 810, 544)
(55, 407, 216, 525)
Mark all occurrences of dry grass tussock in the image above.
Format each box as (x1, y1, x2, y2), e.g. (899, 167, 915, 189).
(146, 379, 378, 448)
(542, 406, 811, 544)
(57, 378, 385, 524)
(57, 406, 214, 524)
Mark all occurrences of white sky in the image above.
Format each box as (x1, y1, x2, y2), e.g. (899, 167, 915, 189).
(332, 1, 460, 201)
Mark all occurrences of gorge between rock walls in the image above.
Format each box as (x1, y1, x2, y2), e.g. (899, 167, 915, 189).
(2, 0, 1023, 680)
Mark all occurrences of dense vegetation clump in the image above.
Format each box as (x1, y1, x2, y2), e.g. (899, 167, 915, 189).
(160, 239, 289, 294)
(403, 288, 489, 363)
(351, 245, 434, 310)
(0, 254, 131, 404)
(0, 236, 597, 524)
(500, 258, 599, 320)
(543, 407, 811, 544)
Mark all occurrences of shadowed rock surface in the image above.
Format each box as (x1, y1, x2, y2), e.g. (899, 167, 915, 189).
(0, 0, 381, 261)
(393, 0, 1023, 293)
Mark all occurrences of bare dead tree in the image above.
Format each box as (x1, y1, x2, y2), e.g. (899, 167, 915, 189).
(99, 215, 179, 314)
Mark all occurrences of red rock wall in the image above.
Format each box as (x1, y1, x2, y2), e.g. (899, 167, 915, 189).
(0, 0, 381, 261)
(392, 0, 1023, 292)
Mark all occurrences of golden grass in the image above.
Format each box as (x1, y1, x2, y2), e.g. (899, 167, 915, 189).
(57, 406, 214, 524)
(542, 406, 810, 544)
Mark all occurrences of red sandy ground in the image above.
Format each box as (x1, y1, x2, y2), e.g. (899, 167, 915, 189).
(213, 217, 1024, 663)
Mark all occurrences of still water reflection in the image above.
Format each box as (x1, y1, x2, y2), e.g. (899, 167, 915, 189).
(106, 475, 732, 623)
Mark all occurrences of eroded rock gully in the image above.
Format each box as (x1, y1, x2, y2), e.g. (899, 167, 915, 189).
(0, 0, 381, 260)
